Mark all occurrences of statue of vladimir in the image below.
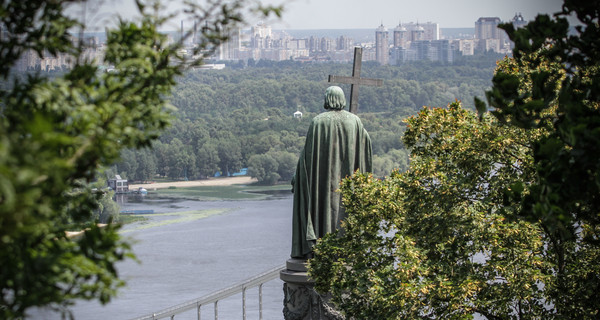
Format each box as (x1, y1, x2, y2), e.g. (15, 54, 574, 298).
(290, 86, 372, 259)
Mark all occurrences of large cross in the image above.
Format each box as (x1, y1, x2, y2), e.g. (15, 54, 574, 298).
(328, 47, 383, 114)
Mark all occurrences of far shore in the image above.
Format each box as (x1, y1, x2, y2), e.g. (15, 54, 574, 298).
(128, 176, 257, 191)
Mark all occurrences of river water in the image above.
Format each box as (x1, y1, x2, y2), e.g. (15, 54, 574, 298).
(31, 191, 293, 320)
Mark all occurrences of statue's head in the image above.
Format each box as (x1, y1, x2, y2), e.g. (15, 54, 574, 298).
(323, 86, 346, 110)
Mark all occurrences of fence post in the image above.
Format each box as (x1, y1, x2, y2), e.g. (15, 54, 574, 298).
(131, 265, 285, 320)
(242, 287, 247, 320)
(214, 300, 218, 320)
(259, 284, 264, 320)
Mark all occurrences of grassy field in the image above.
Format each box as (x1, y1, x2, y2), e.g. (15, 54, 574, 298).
(117, 183, 291, 226)
(120, 209, 233, 233)
(118, 214, 147, 224)
(149, 183, 292, 201)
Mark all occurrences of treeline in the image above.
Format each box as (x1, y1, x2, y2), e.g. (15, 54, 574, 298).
(113, 53, 503, 183)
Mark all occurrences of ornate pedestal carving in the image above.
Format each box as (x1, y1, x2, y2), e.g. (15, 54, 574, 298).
(280, 259, 344, 320)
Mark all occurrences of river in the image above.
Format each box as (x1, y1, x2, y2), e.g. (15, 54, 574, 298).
(30, 191, 293, 320)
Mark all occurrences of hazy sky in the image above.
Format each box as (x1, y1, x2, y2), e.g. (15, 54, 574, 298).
(268, 0, 564, 29)
(85, 0, 565, 31)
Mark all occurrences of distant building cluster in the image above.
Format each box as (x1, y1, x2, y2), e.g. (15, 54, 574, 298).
(376, 22, 452, 65)
(216, 13, 527, 66)
(374, 13, 528, 65)
(2, 12, 529, 72)
(1, 23, 105, 73)
(215, 22, 355, 62)
(471, 13, 527, 54)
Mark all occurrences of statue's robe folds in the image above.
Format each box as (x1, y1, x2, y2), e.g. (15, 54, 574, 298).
(291, 110, 372, 258)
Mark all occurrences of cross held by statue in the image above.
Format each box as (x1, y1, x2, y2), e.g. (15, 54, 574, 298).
(328, 47, 383, 114)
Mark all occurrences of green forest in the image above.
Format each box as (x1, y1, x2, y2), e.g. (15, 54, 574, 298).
(113, 53, 504, 183)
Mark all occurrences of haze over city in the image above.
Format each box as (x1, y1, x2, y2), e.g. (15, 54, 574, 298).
(29, 0, 562, 71)
(84, 0, 564, 31)
(264, 0, 564, 29)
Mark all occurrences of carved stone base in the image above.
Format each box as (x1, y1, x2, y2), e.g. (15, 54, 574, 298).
(280, 259, 344, 320)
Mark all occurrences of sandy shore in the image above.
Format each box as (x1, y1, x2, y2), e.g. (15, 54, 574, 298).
(129, 176, 257, 190)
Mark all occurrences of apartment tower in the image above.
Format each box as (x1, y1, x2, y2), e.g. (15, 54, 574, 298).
(375, 23, 389, 65)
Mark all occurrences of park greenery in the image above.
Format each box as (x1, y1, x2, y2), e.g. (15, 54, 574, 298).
(0, 0, 280, 318)
(151, 184, 291, 201)
(310, 0, 600, 319)
(5, 0, 596, 319)
(112, 53, 503, 184)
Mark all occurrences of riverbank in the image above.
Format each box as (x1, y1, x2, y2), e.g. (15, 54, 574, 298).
(129, 176, 257, 190)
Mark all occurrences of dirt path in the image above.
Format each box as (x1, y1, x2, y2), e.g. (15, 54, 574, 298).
(128, 176, 257, 191)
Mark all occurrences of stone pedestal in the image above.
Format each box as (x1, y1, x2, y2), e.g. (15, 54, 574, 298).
(280, 259, 344, 320)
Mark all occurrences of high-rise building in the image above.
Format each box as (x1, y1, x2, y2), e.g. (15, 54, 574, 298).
(251, 22, 272, 50)
(411, 40, 429, 60)
(401, 22, 440, 41)
(309, 36, 319, 52)
(455, 39, 476, 55)
(475, 17, 502, 40)
(475, 16, 513, 53)
(218, 29, 241, 60)
(375, 23, 389, 65)
(320, 37, 334, 52)
(422, 22, 440, 41)
(411, 24, 425, 42)
(393, 23, 408, 48)
(430, 40, 453, 63)
(336, 35, 353, 51)
(251, 22, 271, 38)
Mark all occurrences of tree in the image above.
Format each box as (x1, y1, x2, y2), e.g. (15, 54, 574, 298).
(152, 140, 170, 177)
(475, 0, 600, 315)
(372, 149, 409, 178)
(311, 3, 600, 318)
(0, 0, 280, 318)
(216, 136, 243, 176)
(133, 148, 158, 182)
(196, 140, 220, 178)
(90, 175, 120, 223)
(247, 150, 296, 185)
(117, 149, 140, 180)
(165, 138, 196, 179)
(311, 102, 560, 319)
(96, 190, 121, 224)
(476, 0, 600, 234)
(271, 150, 296, 182)
(248, 153, 279, 184)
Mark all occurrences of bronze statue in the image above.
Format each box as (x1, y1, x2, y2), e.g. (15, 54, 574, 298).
(290, 86, 372, 259)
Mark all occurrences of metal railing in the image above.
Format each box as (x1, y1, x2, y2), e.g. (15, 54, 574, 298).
(132, 265, 286, 320)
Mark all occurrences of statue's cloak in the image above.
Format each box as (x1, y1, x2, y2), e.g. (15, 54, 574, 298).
(291, 110, 372, 258)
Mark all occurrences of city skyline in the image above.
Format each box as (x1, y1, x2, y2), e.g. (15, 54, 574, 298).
(9, 14, 520, 73)
(267, 0, 563, 29)
(85, 0, 564, 31)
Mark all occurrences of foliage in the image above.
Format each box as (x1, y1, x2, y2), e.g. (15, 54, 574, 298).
(476, 0, 600, 238)
(310, 103, 550, 319)
(0, 0, 279, 318)
(113, 55, 501, 183)
(311, 3, 600, 319)
(247, 149, 296, 184)
(372, 149, 409, 177)
(311, 101, 600, 319)
(475, 0, 600, 315)
(95, 190, 120, 223)
(248, 153, 280, 184)
(151, 184, 289, 201)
